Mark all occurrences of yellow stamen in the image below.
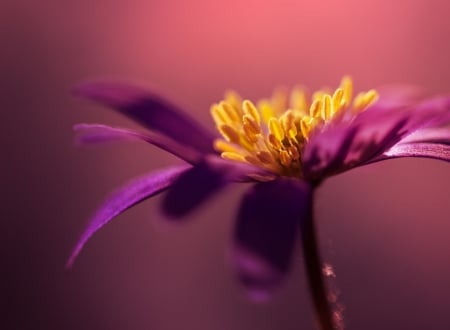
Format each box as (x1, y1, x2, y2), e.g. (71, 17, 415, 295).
(218, 124, 240, 144)
(288, 146, 300, 160)
(268, 117, 285, 141)
(312, 90, 326, 102)
(280, 110, 294, 132)
(353, 89, 378, 112)
(243, 100, 261, 125)
(220, 101, 241, 124)
(268, 133, 282, 150)
(258, 100, 275, 124)
(243, 114, 261, 135)
(210, 104, 228, 126)
(321, 94, 332, 120)
(211, 76, 378, 178)
(213, 139, 240, 153)
(243, 125, 258, 143)
(340, 76, 353, 106)
(332, 88, 344, 115)
(222, 152, 246, 162)
(309, 99, 322, 118)
(256, 151, 274, 164)
(244, 155, 262, 166)
(224, 90, 243, 115)
(300, 116, 315, 139)
(279, 150, 292, 167)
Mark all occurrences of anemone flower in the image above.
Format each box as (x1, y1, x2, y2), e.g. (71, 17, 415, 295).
(68, 77, 450, 330)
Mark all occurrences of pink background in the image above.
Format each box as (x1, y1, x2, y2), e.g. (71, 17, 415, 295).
(2, 0, 450, 329)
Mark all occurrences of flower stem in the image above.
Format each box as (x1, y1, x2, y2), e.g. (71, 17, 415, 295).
(300, 189, 335, 330)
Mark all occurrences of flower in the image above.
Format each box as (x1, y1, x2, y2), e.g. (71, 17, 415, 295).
(67, 77, 450, 302)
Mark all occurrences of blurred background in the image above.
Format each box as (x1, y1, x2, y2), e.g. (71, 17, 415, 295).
(2, 0, 450, 329)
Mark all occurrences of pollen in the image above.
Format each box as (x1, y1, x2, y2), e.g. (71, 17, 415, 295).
(211, 76, 378, 177)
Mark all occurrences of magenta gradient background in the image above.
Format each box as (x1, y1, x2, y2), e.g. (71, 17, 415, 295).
(2, 1, 450, 329)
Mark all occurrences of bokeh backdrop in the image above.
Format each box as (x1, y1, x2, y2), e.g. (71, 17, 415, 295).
(2, 0, 450, 329)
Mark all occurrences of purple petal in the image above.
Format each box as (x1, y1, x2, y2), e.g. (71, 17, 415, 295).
(303, 107, 409, 180)
(161, 156, 263, 218)
(232, 179, 311, 300)
(398, 127, 450, 145)
(303, 96, 450, 181)
(74, 123, 202, 164)
(66, 164, 191, 268)
(412, 96, 450, 128)
(74, 81, 216, 154)
(378, 142, 450, 162)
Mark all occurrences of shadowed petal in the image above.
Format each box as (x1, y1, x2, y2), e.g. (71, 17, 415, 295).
(66, 164, 191, 268)
(74, 124, 202, 164)
(303, 106, 410, 180)
(303, 96, 450, 181)
(161, 157, 267, 218)
(74, 82, 216, 154)
(377, 142, 450, 162)
(233, 179, 312, 300)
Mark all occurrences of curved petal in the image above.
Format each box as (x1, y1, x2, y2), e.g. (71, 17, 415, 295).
(74, 123, 202, 164)
(303, 106, 410, 180)
(376, 142, 450, 162)
(232, 179, 312, 300)
(66, 164, 191, 268)
(161, 156, 268, 218)
(73, 82, 216, 154)
(397, 127, 450, 145)
(303, 96, 450, 181)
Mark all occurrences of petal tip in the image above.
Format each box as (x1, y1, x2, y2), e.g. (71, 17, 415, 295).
(65, 246, 81, 270)
(71, 81, 138, 107)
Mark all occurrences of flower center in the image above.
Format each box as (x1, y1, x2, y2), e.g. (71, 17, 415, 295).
(211, 76, 378, 177)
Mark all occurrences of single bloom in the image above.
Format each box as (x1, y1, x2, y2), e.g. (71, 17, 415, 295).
(67, 77, 450, 301)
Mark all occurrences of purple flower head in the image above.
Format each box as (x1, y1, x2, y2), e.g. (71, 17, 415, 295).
(68, 77, 450, 307)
